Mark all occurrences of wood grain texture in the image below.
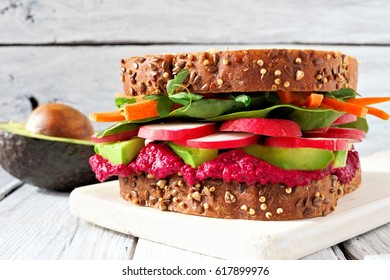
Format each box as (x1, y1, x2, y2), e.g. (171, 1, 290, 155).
(1, 44, 389, 155)
(0, 184, 136, 260)
(0, 0, 390, 44)
(0, 167, 23, 200)
(133, 239, 343, 260)
(340, 223, 390, 260)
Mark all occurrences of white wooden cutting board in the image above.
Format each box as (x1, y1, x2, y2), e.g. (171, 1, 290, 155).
(69, 171, 390, 259)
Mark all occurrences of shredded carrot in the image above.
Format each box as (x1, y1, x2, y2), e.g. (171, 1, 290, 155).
(303, 93, 324, 109)
(277, 91, 295, 103)
(319, 103, 334, 110)
(322, 97, 368, 118)
(366, 106, 390, 120)
(277, 91, 307, 106)
(122, 99, 159, 121)
(89, 110, 126, 122)
(347, 97, 390, 106)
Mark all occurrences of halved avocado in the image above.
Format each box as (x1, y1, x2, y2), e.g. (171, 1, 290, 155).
(0, 122, 99, 191)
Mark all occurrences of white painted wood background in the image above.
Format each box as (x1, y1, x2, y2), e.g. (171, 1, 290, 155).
(0, 0, 389, 260)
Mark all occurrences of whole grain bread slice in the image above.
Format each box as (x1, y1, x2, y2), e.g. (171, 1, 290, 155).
(119, 167, 361, 221)
(120, 49, 358, 96)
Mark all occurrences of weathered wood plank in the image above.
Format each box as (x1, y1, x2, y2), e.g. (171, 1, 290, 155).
(0, 167, 23, 200)
(0, 44, 389, 155)
(340, 223, 390, 260)
(133, 239, 219, 260)
(0, 184, 136, 260)
(301, 246, 345, 260)
(0, 0, 389, 45)
(133, 238, 342, 260)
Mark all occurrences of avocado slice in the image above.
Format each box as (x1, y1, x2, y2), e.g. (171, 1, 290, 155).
(243, 145, 334, 170)
(167, 142, 218, 168)
(0, 122, 98, 191)
(333, 150, 348, 168)
(94, 138, 145, 165)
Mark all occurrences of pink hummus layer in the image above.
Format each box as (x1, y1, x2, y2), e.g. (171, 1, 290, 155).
(89, 142, 360, 187)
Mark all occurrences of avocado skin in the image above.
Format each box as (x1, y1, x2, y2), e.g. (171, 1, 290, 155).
(0, 130, 99, 192)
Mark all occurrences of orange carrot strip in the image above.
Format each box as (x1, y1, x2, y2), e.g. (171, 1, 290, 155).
(277, 91, 307, 106)
(89, 111, 125, 122)
(366, 106, 390, 120)
(122, 99, 159, 121)
(319, 103, 334, 110)
(322, 97, 368, 118)
(347, 97, 390, 106)
(277, 91, 295, 103)
(303, 93, 324, 109)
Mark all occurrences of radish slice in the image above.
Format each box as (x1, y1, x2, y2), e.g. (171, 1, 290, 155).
(304, 127, 366, 143)
(306, 126, 330, 133)
(91, 129, 139, 143)
(332, 114, 358, 125)
(327, 127, 366, 138)
(220, 118, 302, 137)
(264, 137, 349, 151)
(176, 132, 260, 149)
(138, 122, 217, 141)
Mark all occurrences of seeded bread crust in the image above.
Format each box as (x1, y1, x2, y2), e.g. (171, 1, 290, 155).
(119, 167, 361, 221)
(120, 49, 358, 96)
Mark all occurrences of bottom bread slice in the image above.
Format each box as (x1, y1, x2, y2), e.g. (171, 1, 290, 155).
(119, 166, 361, 221)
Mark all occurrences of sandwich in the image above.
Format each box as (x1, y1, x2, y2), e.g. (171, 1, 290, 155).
(88, 48, 390, 221)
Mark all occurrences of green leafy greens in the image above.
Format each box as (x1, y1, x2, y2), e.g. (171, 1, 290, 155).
(115, 97, 136, 109)
(334, 117, 369, 133)
(108, 70, 366, 133)
(235, 94, 251, 106)
(207, 104, 345, 131)
(144, 69, 254, 117)
(96, 121, 140, 138)
(325, 88, 360, 101)
(167, 69, 190, 94)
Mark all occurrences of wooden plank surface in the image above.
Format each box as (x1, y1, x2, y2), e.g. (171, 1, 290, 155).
(0, 167, 23, 201)
(133, 238, 344, 260)
(0, 184, 136, 260)
(1, 44, 389, 156)
(340, 223, 390, 260)
(0, 0, 390, 45)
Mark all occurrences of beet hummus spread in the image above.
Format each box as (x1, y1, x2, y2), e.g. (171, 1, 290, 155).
(89, 142, 359, 187)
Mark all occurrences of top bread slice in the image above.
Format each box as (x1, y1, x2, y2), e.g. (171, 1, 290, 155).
(120, 48, 358, 96)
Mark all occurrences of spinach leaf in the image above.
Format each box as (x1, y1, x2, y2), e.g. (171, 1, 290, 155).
(167, 69, 189, 94)
(96, 121, 140, 137)
(169, 91, 203, 106)
(264, 91, 280, 103)
(235, 94, 251, 106)
(285, 107, 344, 131)
(115, 97, 136, 109)
(326, 88, 359, 100)
(144, 94, 174, 117)
(169, 99, 246, 119)
(334, 117, 369, 133)
(207, 104, 344, 131)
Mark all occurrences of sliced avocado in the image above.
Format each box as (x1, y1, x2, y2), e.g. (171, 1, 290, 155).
(333, 150, 348, 168)
(0, 122, 98, 191)
(94, 138, 144, 165)
(243, 145, 334, 170)
(167, 142, 218, 168)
